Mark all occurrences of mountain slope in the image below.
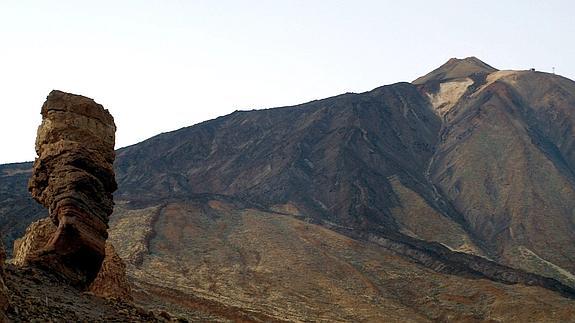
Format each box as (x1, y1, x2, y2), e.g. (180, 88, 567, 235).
(417, 63, 575, 286)
(114, 83, 482, 253)
(109, 197, 574, 322)
(0, 163, 45, 246)
(1, 57, 575, 320)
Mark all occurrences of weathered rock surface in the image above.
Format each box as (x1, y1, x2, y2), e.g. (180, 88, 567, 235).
(12, 218, 56, 267)
(25, 90, 117, 286)
(14, 218, 133, 300)
(88, 243, 132, 300)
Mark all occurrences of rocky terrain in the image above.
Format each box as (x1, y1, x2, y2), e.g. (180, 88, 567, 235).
(1, 57, 575, 321)
(108, 197, 575, 322)
(2, 264, 191, 322)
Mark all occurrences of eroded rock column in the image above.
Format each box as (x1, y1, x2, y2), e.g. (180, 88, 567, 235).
(25, 90, 117, 286)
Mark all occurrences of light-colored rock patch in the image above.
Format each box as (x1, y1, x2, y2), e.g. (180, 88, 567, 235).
(427, 78, 474, 116)
(511, 246, 575, 287)
(473, 70, 520, 95)
(12, 218, 56, 266)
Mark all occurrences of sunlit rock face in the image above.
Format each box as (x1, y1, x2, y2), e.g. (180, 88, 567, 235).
(12, 218, 56, 267)
(25, 90, 117, 287)
(88, 243, 132, 300)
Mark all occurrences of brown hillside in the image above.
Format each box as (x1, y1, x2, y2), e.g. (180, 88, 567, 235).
(1, 57, 575, 321)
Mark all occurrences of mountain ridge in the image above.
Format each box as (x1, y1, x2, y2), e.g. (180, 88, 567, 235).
(413, 56, 498, 85)
(1, 57, 575, 321)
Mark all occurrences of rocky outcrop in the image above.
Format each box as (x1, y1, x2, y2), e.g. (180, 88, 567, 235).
(12, 218, 56, 267)
(88, 243, 132, 300)
(25, 90, 117, 287)
(13, 219, 131, 300)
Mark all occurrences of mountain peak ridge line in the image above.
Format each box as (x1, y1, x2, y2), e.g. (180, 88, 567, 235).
(1, 57, 575, 321)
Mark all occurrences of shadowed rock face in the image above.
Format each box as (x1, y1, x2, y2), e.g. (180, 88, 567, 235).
(13, 218, 132, 300)
(25, 90, 117, 286)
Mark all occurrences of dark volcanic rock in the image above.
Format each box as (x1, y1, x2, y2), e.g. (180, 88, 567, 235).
(115, 83, 445, 232)
(24, 90, 117, 286)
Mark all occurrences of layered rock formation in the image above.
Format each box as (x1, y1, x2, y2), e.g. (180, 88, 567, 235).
(13, 218, 132, 300)
(12, 218, 55, 267)
(24, 90, 117, 286)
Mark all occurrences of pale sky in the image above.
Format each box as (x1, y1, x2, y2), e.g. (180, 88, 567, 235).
(1, 0, 574, 164)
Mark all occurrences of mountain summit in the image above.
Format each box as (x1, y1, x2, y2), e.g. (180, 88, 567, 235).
(413, 56, 498, 84)
(1, 58, 575, 321)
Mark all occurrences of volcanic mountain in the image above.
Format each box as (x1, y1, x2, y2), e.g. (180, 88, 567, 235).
(1, 57, 575, 321)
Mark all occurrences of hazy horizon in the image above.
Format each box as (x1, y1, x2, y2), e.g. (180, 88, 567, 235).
(1, 0, 574, 164)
